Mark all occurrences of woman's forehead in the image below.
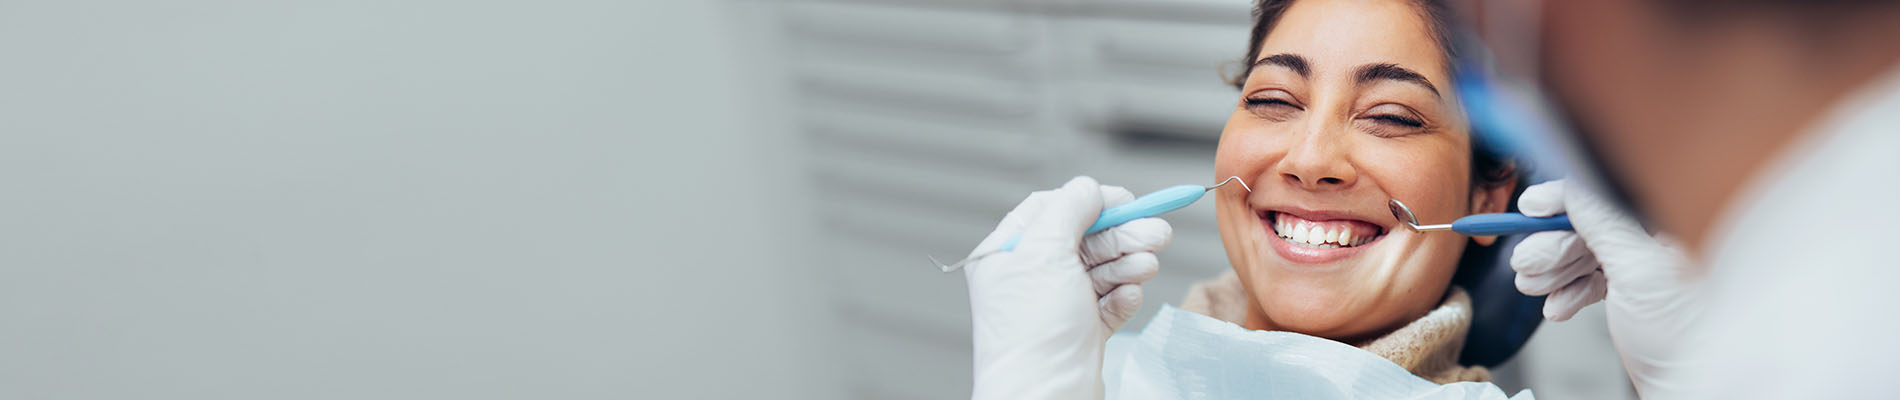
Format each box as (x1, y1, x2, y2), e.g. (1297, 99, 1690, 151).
(1256, 0, 1452, 85)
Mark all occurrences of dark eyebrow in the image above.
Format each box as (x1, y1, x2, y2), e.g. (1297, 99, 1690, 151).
(1355, 63, 1439, 97)
(1250, 53, 1310, 77)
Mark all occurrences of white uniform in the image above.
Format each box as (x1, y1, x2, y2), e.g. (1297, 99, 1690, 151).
(1675, 67, 1900, 398)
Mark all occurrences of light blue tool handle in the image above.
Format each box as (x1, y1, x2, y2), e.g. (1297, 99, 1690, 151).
(998, 184, 1208, 251)
(1451, 213, 1573, 236)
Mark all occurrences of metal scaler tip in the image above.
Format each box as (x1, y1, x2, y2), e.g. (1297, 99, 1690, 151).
(1209, 176, 1251, 192)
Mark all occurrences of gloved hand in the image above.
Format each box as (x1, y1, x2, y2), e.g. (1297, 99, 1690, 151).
(1509, 179, 1704, 398)
(964, 176, 1172, 400)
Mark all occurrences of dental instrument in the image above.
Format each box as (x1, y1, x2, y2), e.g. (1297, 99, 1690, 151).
(932, 177, 1251, 272)
(1387, 199, 1572, 236)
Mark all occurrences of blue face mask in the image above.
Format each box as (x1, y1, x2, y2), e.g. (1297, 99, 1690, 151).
(1105, 305, 1533, 400)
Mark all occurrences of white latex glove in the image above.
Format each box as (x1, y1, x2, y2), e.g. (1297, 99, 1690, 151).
(965, 176, 1173, 400)
(1509, 179, 1704, 398)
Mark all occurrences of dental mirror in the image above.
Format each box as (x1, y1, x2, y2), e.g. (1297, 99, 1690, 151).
(1388, 199, 1454, 232)
(1389, 198, 1574, 235)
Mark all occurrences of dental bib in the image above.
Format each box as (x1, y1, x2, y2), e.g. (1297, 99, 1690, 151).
(1105, 305, 1533, 400)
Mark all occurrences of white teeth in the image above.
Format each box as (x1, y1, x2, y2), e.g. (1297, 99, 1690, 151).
(1270, 212, 1381, 248)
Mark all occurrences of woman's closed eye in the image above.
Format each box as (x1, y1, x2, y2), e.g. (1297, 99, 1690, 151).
(1355, 103, 1429, 137)
(1365, 113, 1422, 127)
(1242, 90, 1303, 121)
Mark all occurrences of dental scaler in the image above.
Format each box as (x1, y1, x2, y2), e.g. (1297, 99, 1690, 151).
(1387, 199, 1572, 236)
(932, 177, 1251, 272)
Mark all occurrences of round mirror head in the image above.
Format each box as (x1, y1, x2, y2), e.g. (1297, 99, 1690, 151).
(1388, 199, 1421, 229)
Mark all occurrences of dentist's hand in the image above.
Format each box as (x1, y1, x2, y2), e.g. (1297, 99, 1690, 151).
(964, 176, 1172, 400)
(1509, 179, 1703, 398)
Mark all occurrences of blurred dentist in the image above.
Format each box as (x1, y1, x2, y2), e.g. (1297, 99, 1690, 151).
(1480, 0, 1900, 398)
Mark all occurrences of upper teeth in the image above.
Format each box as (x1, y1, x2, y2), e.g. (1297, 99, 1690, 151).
(1275, 215, 1375, 248)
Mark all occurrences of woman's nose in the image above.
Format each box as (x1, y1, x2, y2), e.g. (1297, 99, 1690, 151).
(1275, 128, 1357, 190)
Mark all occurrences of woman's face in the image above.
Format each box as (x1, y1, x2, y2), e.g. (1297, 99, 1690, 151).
(1214, 0, 1509, 341)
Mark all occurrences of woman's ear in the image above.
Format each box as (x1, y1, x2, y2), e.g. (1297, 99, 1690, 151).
(1467, 166, 1518, 247)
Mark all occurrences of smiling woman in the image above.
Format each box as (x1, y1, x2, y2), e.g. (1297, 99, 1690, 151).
(1184, 0, 1521, 383)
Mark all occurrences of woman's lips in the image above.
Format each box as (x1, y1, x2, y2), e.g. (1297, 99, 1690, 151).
(1258, 210, 1387, 264)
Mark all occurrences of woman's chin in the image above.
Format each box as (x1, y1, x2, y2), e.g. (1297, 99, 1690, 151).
(1247, 281, 1384, 339)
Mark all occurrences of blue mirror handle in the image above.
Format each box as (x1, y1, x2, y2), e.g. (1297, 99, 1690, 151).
(1451, 213, 1573, 236)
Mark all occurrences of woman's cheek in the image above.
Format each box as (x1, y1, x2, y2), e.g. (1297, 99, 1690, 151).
(1217, 121, 1286, 175)
(1363, 143, 1469, 217)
